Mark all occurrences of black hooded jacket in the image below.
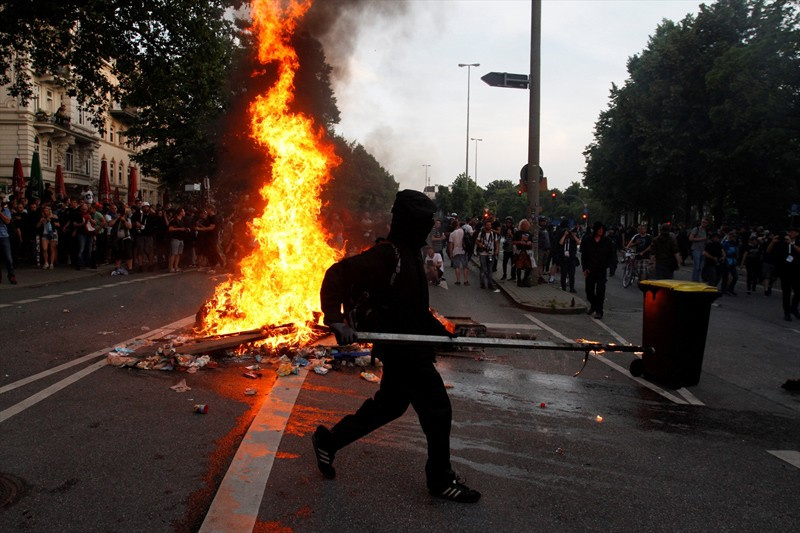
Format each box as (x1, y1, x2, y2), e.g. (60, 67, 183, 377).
(320, 191, 451, 362)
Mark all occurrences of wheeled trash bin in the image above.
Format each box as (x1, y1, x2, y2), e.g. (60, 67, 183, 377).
(630, 280, 720, 387)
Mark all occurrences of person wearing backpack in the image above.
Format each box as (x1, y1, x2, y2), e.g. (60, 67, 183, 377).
(313, 190, 481, 503)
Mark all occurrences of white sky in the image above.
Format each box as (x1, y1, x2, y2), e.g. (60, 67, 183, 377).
(326, 0, 706, 192)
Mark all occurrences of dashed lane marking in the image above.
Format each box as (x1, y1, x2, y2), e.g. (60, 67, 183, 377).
(0, 272, 177, 309)
(482, 322, 541, 331)
(200, 367, 309, 533)
(0, 315, 195, 424)
(767, 450, 800, 469)
(524, 313, 703, 406)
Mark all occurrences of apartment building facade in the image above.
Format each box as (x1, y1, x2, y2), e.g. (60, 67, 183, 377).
(0, 69, 159, 204)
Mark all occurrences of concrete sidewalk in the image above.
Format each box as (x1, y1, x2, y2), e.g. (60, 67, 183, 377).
(495, 276, 588, 314)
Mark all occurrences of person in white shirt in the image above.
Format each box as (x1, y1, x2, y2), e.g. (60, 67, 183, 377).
(424, 245, 444, 285)
(448, 221, 469, 285)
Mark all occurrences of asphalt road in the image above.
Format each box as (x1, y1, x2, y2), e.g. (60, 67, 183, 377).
(0, 263, 798, 532)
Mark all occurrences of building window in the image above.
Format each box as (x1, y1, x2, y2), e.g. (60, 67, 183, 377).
(119, 163, 124, 183)
(85, 156, 90, 175)
(46, 141, 52, 167)
(109, 127, 114, 143)
(118, 130, 123, 145)
(78, 106, 85, 125)
(65, 148, 74, 171)
(33, 85, 41, 112)
(34, 136, 40, 153)
(110, 158, 115, 183)
(45, 90, 53, 114)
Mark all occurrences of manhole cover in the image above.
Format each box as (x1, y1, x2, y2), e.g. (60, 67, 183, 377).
(0, 474, 25, 509)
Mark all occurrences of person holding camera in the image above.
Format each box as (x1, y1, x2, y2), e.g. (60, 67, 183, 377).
(767, 227, 800, 321)
(110, 206, 133, 275)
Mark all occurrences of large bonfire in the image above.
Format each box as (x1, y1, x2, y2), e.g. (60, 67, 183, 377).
(198, 0, 343, 348)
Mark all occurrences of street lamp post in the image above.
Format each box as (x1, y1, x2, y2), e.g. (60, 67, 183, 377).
(470, 138, 482, 184)
(458, 62, 479, 180)
(422, 164, 431, 189)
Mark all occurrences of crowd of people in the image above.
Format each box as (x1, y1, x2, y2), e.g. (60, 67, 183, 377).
(428, 213, 800, 322)
(0, 192, 252, 283)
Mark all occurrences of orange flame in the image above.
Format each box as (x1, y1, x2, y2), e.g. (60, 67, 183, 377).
(199, 0, 343, 347)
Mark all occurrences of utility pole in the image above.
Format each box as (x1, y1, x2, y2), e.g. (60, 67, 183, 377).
(528, 0, 541, 267)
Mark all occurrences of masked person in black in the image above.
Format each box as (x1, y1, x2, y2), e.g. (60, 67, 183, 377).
(313, 190, 481, 503)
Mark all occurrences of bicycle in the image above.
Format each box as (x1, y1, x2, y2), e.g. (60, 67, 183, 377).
(621, 249, 638, 288)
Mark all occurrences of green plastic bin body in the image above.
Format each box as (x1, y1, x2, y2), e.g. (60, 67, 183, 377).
(638, 280, 720, 387)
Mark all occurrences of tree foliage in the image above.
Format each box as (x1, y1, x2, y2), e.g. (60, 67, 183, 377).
(584, 0, 800, 228)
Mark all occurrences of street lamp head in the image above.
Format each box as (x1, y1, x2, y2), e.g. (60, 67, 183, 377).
(458, 63, 480, 67)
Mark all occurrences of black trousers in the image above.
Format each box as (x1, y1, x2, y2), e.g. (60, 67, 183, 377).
(329, 358, 453, 486)
(585, 271, 608, 313)
(780, 273, 800, 314)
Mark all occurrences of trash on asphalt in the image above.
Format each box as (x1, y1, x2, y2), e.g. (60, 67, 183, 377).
(360, 371, 381, 383)
(539, 402, 547, 408)
(193, 404, 208, 414)
(244, 388, 257, 396)
(170, 379, 191, 392)
(243, 371, 263, 379)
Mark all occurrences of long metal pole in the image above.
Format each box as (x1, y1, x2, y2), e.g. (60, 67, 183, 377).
(465, 66, 472, 179)
(528, 0, 542, 260)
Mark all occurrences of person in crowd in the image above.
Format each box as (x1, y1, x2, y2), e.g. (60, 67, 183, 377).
(37, 205, 59, 270)
(741, 234, 763, 295)
(0, 199, 18, 283)
(448, 220, 469, 286)
(102, 203, 119, 265)
(689, 218, 710, 281)
(475, 218, 500, 292)
(313, 190, 480, 503)
(132, 201, 157, 272)
(22, 198, 41, 265)
(73, 202, 94, 269)
(109, 205, 133, 275)
(581, 221, 615, 319)
(499, 216, 515, 281)
(9, 201, 24, 262)
(429, 219, 445, 256)
(537, 216, 552, 283)
(42, 183, 55, 205)
(626, 223, 652, 282)
(605, 225, 621, 277)
(88, 202, 105, 269)
(720, 230, 741, 295)
(152, 205, 170, 269)
(676, 224, 690, 266)
(168, 208, 190, 273)
(423, 245, 445, 286)
(760, 231, 778, 296)
(512, 219, 535, 287)
(462, 217, 475, 263)
(81, 185, 93, 205)
(557, 220, 580, 292)
(702, 232, 725, 287)
(195, 204, 223, 271)
(767, 228, 800, 321)
(648, 224, 681, 280)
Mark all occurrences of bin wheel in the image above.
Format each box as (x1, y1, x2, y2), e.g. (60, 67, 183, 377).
(630, 358, 643, 377)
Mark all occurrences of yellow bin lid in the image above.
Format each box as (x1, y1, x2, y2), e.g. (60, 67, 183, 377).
(639, 279, 720, 293)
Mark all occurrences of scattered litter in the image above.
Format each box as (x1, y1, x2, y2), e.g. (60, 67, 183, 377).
(243, 371, 262, 379)
(354, 355, 372, 367)
(255, 354, 263, 363)
(106, 354, 138, 367)
(444, 383, 454, 389)
(193, 404, 208, 414)
(97, 331, 115, 335)
(595, 415, 604, 423)
(244, 388, 257, 396)
(141, 326, 151, 331)
(62, 309, 69, 313)
(313, 366, 329, 375)
(292, 356, 309, 367)
(170, 379, 191, 393)
(246, 364, 261, 371)
(539, 402, 547, 409)
(556, 447, 565, 455)
(360, 372, 380, 383)
(113, 346, 135, 355)
(276, 364, 298, 377)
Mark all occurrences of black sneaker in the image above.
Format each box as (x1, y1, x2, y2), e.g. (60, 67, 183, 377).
(312, 425, 336, 479)
(430, 475, 481, 503)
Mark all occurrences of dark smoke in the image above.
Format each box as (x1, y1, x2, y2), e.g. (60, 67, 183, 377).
(300, 0, 412, 82)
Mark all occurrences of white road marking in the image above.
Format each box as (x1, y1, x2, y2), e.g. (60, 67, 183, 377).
(200, 367, 309, 533)
(0, 315, 195, 423)
(38, 294, 64, 299)
(767, 450, 800, 469)
(524, 313, 703, 406)
(482, 322, 541, 331)
(11, 299, 38, 304)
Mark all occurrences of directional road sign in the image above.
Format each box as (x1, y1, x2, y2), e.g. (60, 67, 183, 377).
(481, 71, 529, 89)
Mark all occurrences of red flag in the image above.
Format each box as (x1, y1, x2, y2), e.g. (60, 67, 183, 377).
(127, 167, 138, 205)
(11, 157, 25, 199)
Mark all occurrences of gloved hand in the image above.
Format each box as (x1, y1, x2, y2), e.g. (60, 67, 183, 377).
(329, 322, 357, 345)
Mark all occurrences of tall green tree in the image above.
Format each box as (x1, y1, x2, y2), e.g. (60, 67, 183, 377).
(584, 0, 800, 228)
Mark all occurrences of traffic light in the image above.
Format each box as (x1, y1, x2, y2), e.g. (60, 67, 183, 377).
(517, 177, 527, 195)
(581, 213, 588, 220)
(550, 191, 557, 199)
